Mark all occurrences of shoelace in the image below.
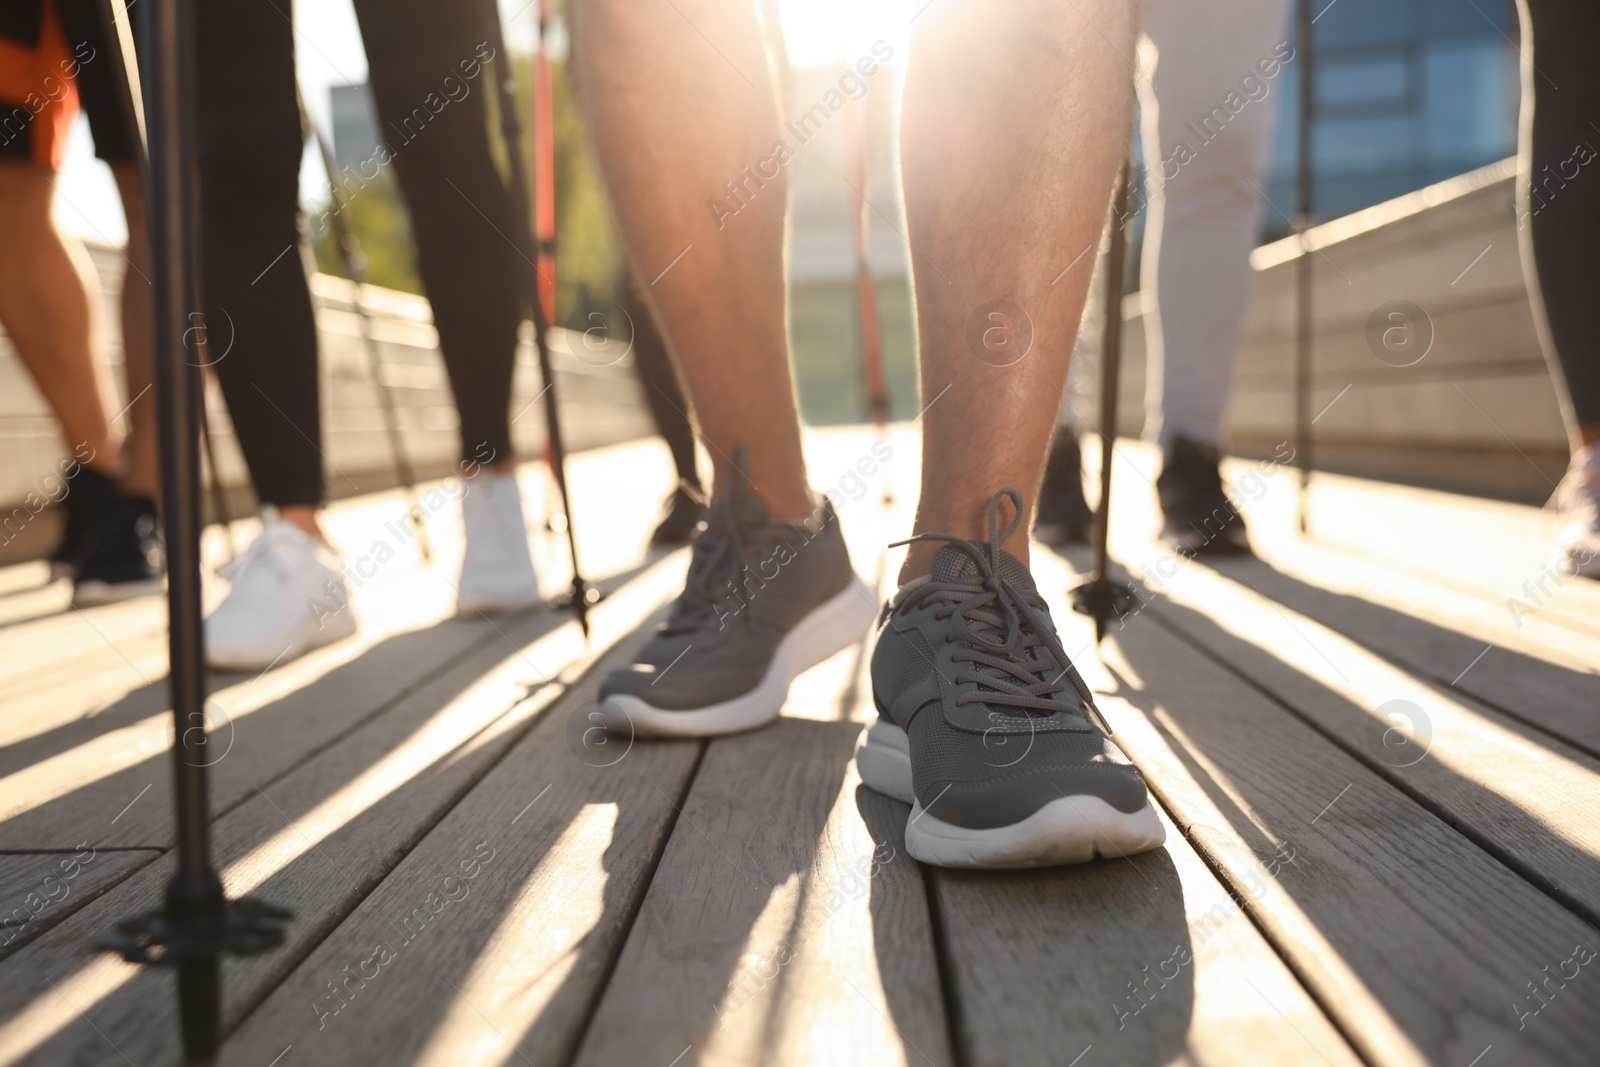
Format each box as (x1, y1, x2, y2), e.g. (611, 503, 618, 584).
(892, 488, 1104, 722)
(662, 451, 760, 635)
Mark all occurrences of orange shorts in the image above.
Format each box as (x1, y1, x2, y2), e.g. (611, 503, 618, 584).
(0, 0, 85, 170)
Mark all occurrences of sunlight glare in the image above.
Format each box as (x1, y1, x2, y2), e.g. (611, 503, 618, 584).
(773, 0, 911, 69)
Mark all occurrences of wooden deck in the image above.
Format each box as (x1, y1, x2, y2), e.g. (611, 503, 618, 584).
(1, 427, 1597, 1067)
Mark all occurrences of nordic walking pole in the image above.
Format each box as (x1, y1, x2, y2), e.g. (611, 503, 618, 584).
(98, 0, 240, 563)
(1070, 159, 1139, 646)
(531, 0, 564, 533)
(481, 0, 595, 636)
(844, 88, 893, 507)
(300, 84, 433, 563)
(100, 4, 287, 1061)
(1292, 0, 1315, 534)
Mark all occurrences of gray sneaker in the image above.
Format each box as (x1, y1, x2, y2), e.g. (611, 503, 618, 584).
(596, 464, 877, 737)
(857, 488, 1164, 868)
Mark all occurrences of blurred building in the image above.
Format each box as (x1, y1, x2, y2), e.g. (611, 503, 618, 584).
(329, 83, 382, 172)
(779, 1, 1561, 502)
(1260, 0, 1519, 234)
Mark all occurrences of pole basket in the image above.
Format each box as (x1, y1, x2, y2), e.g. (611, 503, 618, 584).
(1069, 576, 1141, 641)
(101, 897, 291, 965)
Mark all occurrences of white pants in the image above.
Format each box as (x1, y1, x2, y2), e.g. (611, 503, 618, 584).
(1063, 0, 1292, 446)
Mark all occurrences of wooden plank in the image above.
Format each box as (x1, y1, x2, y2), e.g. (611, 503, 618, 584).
(0, 669, 168, 781)
(1027, 550, 1600, 1067)
(219, 612, 700, 1067)
(0, 573, 72, 631)
(572, 648, 951, 1067)
(0, 494, 438, 763)
(1104, 543, 1600, 926)
(0, 850, 158, 961)
(1207, 545, 1600, 759)
(0, 554, 685, 1067)
(0, 602, 517, 849)
(1084, 440, 1600, 758)
(0, 562, 53, 602)
(1089, 438, 1598, 663)
(931, 803, 1362, 1067)
(0, 595, 163, 699)
(225, 431, 924, 1067)
(0, 435, 674, 769)
(908, 544, 1358, 1067)
(0, 468, 636, 849)
(1273, 471, 1600, 639)
(1244, 511, 1600, 677)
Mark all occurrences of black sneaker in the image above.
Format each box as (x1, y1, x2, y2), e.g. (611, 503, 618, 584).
(1156, 436, 1249, 556)
(48, 465, 119, 581)
(73, 494, 165, 606)
(650, 484, 705, 547)
(1034, 430, 1093, 545)
(857, 488, 1164, 868)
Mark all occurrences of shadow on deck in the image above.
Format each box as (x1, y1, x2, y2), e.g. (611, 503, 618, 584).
(0, 428, 1596, 1067)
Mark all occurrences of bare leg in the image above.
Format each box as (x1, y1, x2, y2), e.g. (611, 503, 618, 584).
(0, 163, 124, 474)
(110, 163, 160, 500)
(570, 0, 811, 518)
(900, 0, 1134, 581)
(277, 505, 324, 541)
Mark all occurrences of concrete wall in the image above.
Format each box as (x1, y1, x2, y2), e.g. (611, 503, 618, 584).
(0, 245, 653, 563)
(1, 155, 1570, 568)
(1115, 158, 1567, 504)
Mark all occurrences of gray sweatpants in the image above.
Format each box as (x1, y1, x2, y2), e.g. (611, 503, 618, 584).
(1062, 0, 1292, 446)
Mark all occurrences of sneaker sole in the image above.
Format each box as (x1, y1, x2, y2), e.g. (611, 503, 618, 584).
(855, 718, 1166, 868)
(456, 589, 544, 617)
(597, 575, 879, 738)
(207, 610, 358, 672)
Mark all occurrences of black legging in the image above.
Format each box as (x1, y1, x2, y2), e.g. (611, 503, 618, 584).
(1518, 0, 1600, 431)
(623, 276, 701, 490)
(353, 0, 521, 467)
(196, 0, 321, 507)
(194, 0, 521, 507)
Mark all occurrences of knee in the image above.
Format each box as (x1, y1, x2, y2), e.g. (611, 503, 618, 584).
(0, 163, 57, 237)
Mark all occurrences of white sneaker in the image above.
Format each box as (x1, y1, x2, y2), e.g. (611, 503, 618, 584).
(205, 518, 358, 671)
(1555, 445, 1600, 579)
(455, 472, 542, 615)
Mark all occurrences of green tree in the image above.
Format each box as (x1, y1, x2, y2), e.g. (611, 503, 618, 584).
(490, 29, 626, 325)
(312, 17, 624, 320)
(309, 166, 423, 295)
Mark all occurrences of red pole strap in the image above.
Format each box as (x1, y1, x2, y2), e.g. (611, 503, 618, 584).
(534, 0, 557, 329)
(533, 0, 560, 483)
(845, 90, 889, 429)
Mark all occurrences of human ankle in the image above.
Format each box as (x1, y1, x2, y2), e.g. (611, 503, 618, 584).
(897, 494, 1033, 584)
(277, 505, 326, 544)
(715, 483, 813, 522)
